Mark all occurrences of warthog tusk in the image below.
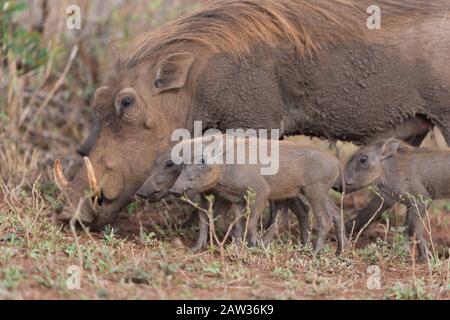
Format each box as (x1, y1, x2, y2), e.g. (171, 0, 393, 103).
(53, 159, 69, 190)
(83, 156, 100, 198)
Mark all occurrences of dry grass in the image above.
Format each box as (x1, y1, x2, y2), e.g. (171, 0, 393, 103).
(0, 0, 449, 300)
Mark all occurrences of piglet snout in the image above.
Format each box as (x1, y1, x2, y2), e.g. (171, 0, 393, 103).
(169, 189, 183, 198)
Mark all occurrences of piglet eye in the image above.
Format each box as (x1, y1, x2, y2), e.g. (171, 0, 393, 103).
(359, 156, 368, 164)
(154, 78, 163, 88)
(121, 96, 135, 108)
(165, 160, 174, 168)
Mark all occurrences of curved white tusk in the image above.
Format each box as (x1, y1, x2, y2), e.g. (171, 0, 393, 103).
(54, 159, 69, 190)
(83, 156, 100, 197)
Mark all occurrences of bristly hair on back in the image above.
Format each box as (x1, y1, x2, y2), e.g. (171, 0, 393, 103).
(116, 0, 449, 70)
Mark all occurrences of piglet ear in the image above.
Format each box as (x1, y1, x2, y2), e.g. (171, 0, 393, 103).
(380, 139, 400, 159)
(152, 52, 195, 95)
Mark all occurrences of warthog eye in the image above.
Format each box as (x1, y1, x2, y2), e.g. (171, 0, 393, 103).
(121, 96, 135, 108)
(359, 155, 368, 164)
(165, 160, 174, 168)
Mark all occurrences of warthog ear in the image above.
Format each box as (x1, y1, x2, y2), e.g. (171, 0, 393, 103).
(152, 52, 195, 95)
(380, 139, 400, 159)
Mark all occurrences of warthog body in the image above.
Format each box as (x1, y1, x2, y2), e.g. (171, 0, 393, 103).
(342, 139, 450, 260)
(169, 136, 345, 254)
(137, 149, 310, 250)
(54, 0, 450, 230)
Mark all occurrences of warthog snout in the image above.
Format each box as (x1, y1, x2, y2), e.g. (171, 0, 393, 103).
(136, 187, 151, 199)
(333, 178, 356, 193)
(169, 180, 193, 198)
(56, 207, 95, 226)
(136, 179, 164, 200)
(332, 179, 342, 193)
(135, 190, 147, 199)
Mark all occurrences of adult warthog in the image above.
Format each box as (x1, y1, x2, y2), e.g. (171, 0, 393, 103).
(54, 0, 450, 230)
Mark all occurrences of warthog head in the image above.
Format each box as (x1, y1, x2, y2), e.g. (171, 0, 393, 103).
(342, 139, 401, 193)
(54, 52, 198, 229)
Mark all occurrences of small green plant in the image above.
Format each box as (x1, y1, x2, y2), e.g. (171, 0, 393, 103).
(443, 201, 450, 211)
(32, 266, 56, 288)
(358, 227, 410, 264)
(386, 279, 433, 300)
(126, 201, 140, 215)
(203, 262, 222, 276)
(243, 188, 256, 220)
(272, 267, 294, 280)
(1, 266, 23, 290)
(102, 226, 118, 246)
(159, 262, 179, 276)
(0, 111, 8, 126)
(139, 228, 157, 245)
(124, 267, 153, 285)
